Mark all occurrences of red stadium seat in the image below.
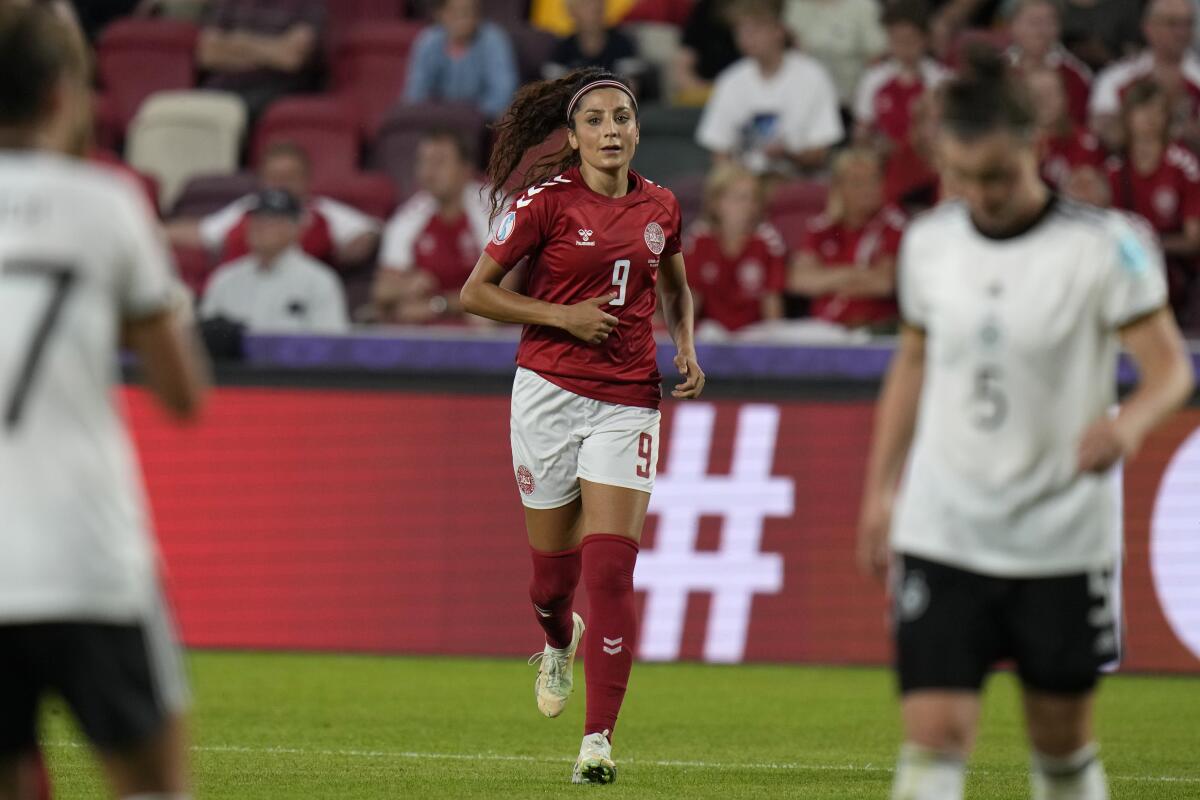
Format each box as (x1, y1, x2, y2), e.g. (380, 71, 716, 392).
(170, 172, 259, 218)
(371, 102, 486, 195)
(96, 19, 199, 136)
(172, 243, 215, 296)
(623, 0, 694, 25)
(768, 180, 829, 251)
(327, 0, 407, 35)
(312, 171, 400, 221)
(252, 97, 362, 187)
(946, 28, 1013, 70)
(332, 21, 425, 137)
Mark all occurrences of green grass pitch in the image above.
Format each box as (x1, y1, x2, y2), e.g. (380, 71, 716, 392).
(40, 651, 1200, 798)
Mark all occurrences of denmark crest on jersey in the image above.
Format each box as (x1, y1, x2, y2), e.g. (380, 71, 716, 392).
(644, 222, 666, 255)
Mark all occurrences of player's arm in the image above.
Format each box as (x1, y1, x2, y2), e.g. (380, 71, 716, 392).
(1077, 308, 1195, 472)
(857, 323, 926, 580)
(788, 251, 857, 296)
(459, 252, 619, 344)
(658, 251, 705, 399)
(122, 300, 211, 422)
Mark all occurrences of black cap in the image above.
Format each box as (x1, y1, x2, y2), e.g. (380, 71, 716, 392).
(248, 188, 302, 218)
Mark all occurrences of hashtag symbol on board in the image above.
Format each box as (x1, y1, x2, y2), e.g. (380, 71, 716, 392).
(635, 405, 792, 664)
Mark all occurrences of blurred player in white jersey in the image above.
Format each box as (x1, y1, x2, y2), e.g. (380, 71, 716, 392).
(857, 48, 1195, 800)
(0, 5, 210, 800)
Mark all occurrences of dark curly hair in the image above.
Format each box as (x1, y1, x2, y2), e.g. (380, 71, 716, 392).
(486, 67, 636, 223)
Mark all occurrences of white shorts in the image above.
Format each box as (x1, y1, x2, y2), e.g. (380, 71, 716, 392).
(510, 367, 661, 509)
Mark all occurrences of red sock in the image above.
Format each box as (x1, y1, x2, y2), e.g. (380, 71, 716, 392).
(31, 749, 52, 800)
(582, 534, 639, 739)
(529, 545, 582, 649)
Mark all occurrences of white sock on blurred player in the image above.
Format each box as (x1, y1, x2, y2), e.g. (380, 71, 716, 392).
(891, 743, 966, 800)
(1031, 743, 1109, 800)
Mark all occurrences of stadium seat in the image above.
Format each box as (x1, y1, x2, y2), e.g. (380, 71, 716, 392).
(630, 104, 709, 183)
(504, 23, 558, 84)
(331, 21, 425, 137)
(172, 243, 215, 296)
(125, 90, 247, 212)
(312, 172, 400, 221)
(481, 0, 530, 25)
(96, 18, 199, 136)
(768, 179, 830, 218)
(170, 172, 259, 219)
(670, 172, 705, 229)
(371, 103, 486, 195)
(625, 21, 681, 101)
(252, 97, 363, 187)
(327, 0, 408, 34)
(624, 0, 693, 25)
(946, 28, 1013, 70)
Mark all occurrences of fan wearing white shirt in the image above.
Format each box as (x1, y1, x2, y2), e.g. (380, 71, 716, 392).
(695, 0, 844, 175)
(857, 47, 1194, 800)
(0, 6, 210, 799)
(167, 141, 382, 270)
(200, 189, 349, 334)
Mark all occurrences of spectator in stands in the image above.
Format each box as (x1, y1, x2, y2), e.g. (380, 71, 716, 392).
(1106, 77, 1200, 329)
(925, 0, 1005, 61)
(683, 163, 786, 333)
(196, 0, 324, 122)
(370, 129, 491, 324)
(1027, 66, 1104, 192)
(543, 0, 643, 87)
(1059, 0, 1145, 73)
(696, 0, 843, 175)
(200, 189, 350, 333)
(403, 0, 518, 120)
(782, 0, 886, 110)
(1005, 0, 1092, 127)
(530, 0, 637, 35)
(882, 91, 942, 213)
(854, 0, 949, 155)
(672, 0, 740, 106)
(1090, 0, 1200, 153)
(790, 148, 905, 331)
(167, 142, 381, 271)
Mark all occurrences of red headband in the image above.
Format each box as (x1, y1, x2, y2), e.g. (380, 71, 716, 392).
(566, 79, 638, 122)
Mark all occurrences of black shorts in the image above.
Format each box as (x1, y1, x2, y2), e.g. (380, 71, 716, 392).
(0, 603, 188, 755)
(894, 554, 1118, 695)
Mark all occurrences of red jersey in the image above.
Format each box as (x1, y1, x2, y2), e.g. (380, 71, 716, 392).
(884, 140, 939, 210)
(1007, 45, 1092, 126)
(415, 214, 480, 291)
(684, 221, 786, 331)
(485, 167, 682, 409)
(853, 58, 950, 146)
(800, 206, 906, 328)
(1039, 127, 1103, 191)
(222, 206, 336, 266)
(1106, 143, 1200, 236)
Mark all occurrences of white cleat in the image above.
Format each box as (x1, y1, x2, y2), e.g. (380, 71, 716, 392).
(528, 612, 585, 718)
(571, 730, 617, 785)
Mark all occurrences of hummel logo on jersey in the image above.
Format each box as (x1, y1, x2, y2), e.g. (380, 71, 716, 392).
(576, 228, 596, 247)
(602, 636, 624, 655)
(534, 604, 553, 618)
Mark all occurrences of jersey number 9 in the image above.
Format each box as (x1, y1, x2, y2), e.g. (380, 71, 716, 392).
(610, 259, 631, 306)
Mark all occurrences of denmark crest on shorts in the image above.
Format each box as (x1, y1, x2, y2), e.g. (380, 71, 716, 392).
(644, 222, 665, 255)
(516, 465, 536, 495)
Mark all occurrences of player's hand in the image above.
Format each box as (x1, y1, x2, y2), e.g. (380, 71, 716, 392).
(856, 492, 893, 582)
(561, 293, 620, 344)
(672, 350, 705, 399)
(1076, 416, 1136, 474)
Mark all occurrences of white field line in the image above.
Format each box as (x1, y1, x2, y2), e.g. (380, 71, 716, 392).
(44, 741, 1200, 784)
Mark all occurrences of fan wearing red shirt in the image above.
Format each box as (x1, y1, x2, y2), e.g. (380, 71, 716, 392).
(1026, 67, 1103, 191)
(684, 163, 785, 332)
(1107, 77, 1200, 326)
(1006, 0, 1092, 127)
(460, 68, 703, 786)
(791, 148, 906, 330)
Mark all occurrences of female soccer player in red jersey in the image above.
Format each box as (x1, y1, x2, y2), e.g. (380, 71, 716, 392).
(460, 67, 704, 785)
